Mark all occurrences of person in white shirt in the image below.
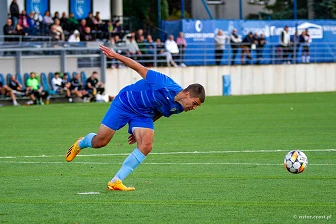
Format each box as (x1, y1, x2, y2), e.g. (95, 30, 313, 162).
(51, 72, 63, 93)
(165, 35, 179, 65)
(214, 29, 228, 65)
(280, 26, 291, 64)
(68, 30, 80, 42)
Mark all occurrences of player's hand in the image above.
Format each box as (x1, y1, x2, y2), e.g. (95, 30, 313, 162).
(99, 45, 116, 59)
(128, 134, 137, 145)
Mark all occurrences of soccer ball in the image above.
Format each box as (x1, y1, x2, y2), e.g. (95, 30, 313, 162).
(284, 150, 308, 174)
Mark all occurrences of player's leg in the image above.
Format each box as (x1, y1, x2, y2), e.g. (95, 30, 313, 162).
(108, 117, 154, 191)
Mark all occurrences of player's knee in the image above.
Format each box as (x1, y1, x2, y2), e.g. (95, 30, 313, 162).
(139, 142, 152, 155)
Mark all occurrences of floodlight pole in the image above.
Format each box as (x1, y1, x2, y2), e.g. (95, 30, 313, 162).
(293, 0, 297, 20)
(181, 0, 185, 19)
(239, 0, 243, 19)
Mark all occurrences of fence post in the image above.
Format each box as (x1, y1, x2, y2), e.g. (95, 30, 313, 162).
(15, 50, 22, 76)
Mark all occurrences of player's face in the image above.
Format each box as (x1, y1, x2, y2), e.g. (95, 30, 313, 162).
(181, 95, 202, 112)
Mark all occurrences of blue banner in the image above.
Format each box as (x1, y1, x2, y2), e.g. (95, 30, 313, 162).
(164, 19, 336, 65)
(70, 0, 92, 20)
(25, 0, 49, 15)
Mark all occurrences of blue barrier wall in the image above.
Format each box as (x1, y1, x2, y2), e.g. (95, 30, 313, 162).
(163, 19, 336, 65)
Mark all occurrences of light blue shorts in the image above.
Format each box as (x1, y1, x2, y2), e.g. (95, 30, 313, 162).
(101, 98, 154, 134)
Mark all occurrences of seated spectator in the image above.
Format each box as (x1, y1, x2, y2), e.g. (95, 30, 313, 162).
(49, 25, 62, 41)
(3, 18, 16, 41)
(67, 13, 79, 31)
(93, 11, 104, 31)
(79, 19, 86, 35)
(8, 75, 34, 105)
(68, 30, 80, 42)
(113, 20, 123, 37)
(0, 81, 19, 106)
(53, 11, 59, 21)
(61, 73, 72, 102)
(145, 34, 155, 55)
(135, 29, 144, 42)
(51, 72, 63, 93)
(85, 12, 96, 31)
(26, 72, 49, 105)
(60, 12, 69, 30)
(156, 38, 178, 67)
(80, 26, 94, 41)
(53, 18, 65, 41)
(125, 33, 141, 59)
(33, 12, 43, 33)
(165, 35, 180, 63)
(14, 24, 26, 36)
(70, 72, 90, 102)
(19, 10, 33, 32)
(106, 20, 114, 37)
(43, 10, 53, 28)
(85, 71, 105, 101)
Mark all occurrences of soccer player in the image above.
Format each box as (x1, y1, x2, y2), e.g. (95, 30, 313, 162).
(66, 45, 205, 191)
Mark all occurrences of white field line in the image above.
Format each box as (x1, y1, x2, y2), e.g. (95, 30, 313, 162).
(0, 149, 335, 160)
(0, 161, 335, 166)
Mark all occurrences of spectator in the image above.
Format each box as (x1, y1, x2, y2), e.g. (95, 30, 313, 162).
(53, 11, 59, 21)
(156, 38, 178, 67)
(68, 13, 79, 31)
(26, 72, 49, 105)
(79, 19, 87, 36)
(165, 35, 179, 64)
(33, 12, 43, 33)
(85, 71, 105, 101)
(135, 29, 144, 42)
(8, 75, 26, 96)
(10, 0, 20, 27)
(105, 35, 127, 68)
(241, 32, 255, 64)
(93, 11, 104, 31)
(106, 20, 114, 36)
(51, 72, 63, 93)
(19, 10, 33, 34)
(49, 25, 61, 41)
(0, 81, 19, 106)
(14, 24, 25, 36)
(43, 10, 53, 34)
(280, 26, 291, 64)
(256, 33, 267, 64)
(60, 12, 68, 28)
(68, 30, 80, 42)
(290, 30, 300, 63)
(214, 29, 227, 65)
(113, 20, 123, 37)
(53, 18, 65, 41)
(85, 12, 96, 31)
(230, 29, 242, 65)
(3, 18, 15, 41)
(145, 34, 155, 55)
(300, 29, 312, 63)
(61, 73, 72, 102)
(125, 33, 141, 59)
(80, 26, 94, 41)
(70, 72, 90, 102)
(176, 32, 187, 67)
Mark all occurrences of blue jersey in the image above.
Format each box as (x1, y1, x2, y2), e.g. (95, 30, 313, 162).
(115, 70, 184, 118)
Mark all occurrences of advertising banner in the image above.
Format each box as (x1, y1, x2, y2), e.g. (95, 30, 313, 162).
(25, 0, 49, 15)
(70, 0, 92, 20)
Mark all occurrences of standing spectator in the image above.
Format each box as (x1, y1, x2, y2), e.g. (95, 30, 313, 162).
(300, 29, 312, 63)
(3, 18, 15, 41)
(10, 0, 20, 27)
(51, 72, 63, 93)
(0, 81, 19, 106)
(241, 32, 255, 65)
(85, 71, 105, 101)
(176, 32, 187, 67)
(68, 30, 80, 42)
(165, 35, 179, 64)
(145, 34, 155, 55)
(214, 29, 227, 65)
(256, 33, 267, 64)
(280, 26, 291, 64)
(290, 30, 300, 63)
(26, 72, 49, 105)
(230, 29, 242, 65)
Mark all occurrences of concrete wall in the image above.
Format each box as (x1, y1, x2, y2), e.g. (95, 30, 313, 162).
(104, 63, 336, 97)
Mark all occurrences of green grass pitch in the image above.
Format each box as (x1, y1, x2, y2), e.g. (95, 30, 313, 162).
(0, 92, 335, 223)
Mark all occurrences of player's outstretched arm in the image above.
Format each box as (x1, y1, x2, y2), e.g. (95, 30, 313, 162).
(99, 45, 149, 79)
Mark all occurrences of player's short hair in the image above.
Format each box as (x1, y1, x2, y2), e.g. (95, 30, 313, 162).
(184, 83, 205, 103)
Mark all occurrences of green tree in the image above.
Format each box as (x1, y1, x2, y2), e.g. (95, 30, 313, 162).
(315, 0, 336, 18)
